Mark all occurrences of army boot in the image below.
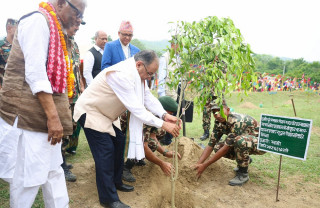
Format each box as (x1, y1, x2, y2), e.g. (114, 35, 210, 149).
(63, 167, 77, 182)
(200, 130, 209, 141)
(122, 159, 136, 182)
(229, 167, 249, 186)
(234, 157, 252, 172)
(61, 153, 77, 182)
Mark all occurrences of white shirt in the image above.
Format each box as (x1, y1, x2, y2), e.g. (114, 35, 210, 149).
(18, 13, 52, 95)
(83, 45, 104, 86)
(106, 58, 165, 129)
(0, 13, 62, 185)
(120, 41, 130, 59)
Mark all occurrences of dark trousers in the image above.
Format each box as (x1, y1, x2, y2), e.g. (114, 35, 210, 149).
(79, 114, 124, 203)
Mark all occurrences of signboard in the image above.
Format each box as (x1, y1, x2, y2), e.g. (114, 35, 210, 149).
(258, 114, 312, 160)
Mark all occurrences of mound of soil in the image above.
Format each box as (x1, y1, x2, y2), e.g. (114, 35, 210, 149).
(67, 137, 320, 208)
(284, 100, 292, 105)
(239, 102, 259, 109)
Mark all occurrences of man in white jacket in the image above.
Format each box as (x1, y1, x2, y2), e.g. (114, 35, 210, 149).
(74, 50, 181, 208)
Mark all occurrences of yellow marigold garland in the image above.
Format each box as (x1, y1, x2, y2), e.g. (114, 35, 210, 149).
(39, 2, 75, 98)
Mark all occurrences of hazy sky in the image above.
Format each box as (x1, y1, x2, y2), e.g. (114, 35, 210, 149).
(1, 0, 319, 61)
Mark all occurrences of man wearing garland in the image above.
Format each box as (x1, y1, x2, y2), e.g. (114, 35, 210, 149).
(0, 0, 86, 207)
(0, 18, 18, 89)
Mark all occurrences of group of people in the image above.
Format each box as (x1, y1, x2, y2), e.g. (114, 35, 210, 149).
(0, 0, 266, 208)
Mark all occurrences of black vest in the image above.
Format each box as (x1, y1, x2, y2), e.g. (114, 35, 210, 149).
(89, 47, 102, 78)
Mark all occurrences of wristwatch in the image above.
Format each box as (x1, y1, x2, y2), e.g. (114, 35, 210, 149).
(163, 149, 169, 156)
(162, 112, 167, 120)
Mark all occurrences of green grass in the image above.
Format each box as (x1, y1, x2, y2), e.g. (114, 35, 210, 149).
(1, 90, 319, 206)
(186, 90, 320, 185)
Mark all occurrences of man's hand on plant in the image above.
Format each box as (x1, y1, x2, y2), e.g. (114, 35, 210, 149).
(160, 161, 174, 176)
(165, 151, 182, 159)
(162, 122, 180, 138)
(164, 113, 181, 125)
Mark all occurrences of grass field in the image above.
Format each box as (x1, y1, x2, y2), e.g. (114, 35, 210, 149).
(1, 90, 319, 207)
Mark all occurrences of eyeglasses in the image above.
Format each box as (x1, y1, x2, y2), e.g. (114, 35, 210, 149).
(120, 32, 133, 38)
(142, 63, 154, 78)
(65, 0, 85, 24)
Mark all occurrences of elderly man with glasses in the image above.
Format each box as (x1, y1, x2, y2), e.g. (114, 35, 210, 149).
(0, 0, 86, 207)
(74, 50, 181, 208)
(101, 21, 140, 69)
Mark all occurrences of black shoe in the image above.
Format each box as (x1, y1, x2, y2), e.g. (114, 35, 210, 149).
(115, 184, 134, 192)
(63, 168, 77, 182)
(66, 163, 73, 169)
(136, 159, 146, 166)
(200, 130, 209, 141)
(66, 150, 76, 155)
(122, 168, 136, 182)
(100, 201, 130, 208)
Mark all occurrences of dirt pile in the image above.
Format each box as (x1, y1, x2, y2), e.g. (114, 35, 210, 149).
(239, 102, 259, 109)
(67, 137, 320, 208)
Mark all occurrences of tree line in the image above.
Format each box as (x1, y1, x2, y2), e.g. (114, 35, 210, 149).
(93, 36, 319, 83)
(253, 54, 320, 82)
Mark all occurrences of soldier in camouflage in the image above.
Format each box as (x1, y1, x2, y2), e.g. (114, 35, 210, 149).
(60, 22, 85, 182)
(194, 101, 265, 186)
(200, 57, 226, 141)
(200, 89, 217, 141)
(120, 96, 181, 182)
(0, 18, 18, 89)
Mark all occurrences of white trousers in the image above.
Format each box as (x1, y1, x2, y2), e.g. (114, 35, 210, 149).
(10, 168, 69, 208)
(9, 129, 69, 208)
(0, 117, 69, 207)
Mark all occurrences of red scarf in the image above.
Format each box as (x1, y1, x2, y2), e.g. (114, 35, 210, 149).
(39, 2, 67, 94)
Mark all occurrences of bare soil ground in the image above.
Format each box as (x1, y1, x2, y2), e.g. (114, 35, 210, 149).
(239, 102, 259, 109)
(67, 137, 320, 208)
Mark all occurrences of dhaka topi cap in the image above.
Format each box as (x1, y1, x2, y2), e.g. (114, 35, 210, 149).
(119, 21, 133, 33)
(159, 96, 178, 112)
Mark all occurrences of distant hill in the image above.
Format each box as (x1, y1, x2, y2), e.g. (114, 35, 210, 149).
(140, 39, 170, 55)
(279, 57, 292, 61)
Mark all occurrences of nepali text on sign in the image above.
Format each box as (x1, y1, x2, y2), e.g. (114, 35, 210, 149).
(258, 114, 312, 160)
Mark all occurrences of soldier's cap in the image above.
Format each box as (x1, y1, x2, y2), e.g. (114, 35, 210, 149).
(6, 18, 18, 27)
(211, 100, 228, 111)
(159, 96, 178, 113)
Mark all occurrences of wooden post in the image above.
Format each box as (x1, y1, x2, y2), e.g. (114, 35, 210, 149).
(276, 155, 282, 202)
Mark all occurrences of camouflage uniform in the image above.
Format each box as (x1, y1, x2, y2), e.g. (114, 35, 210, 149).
(143, 123, 166, 152)
(120, 111, 166, 151)
(208, 112, 265, 168)
(202, 59, 227, 133)
(202, 91, 217, 132)
(0, 37, 12, 88)
(62, 37, 82, 154)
